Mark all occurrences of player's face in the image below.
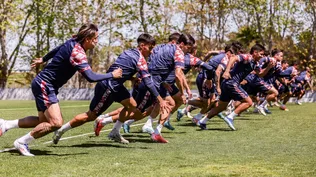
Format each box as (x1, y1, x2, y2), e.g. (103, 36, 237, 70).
(85, 32, 99, 50)
(253, 50, 264, 61)
(179, 42, 192, 54)
(140, 43, 154, 58)
(275, 52, 283, 62)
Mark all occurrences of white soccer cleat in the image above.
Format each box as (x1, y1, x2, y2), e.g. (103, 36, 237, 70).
(295, 100, 302, 105)
(52, 130, 63, 144)
(256, 106, 266, 116)
(142, 125, 154, 135)
(108, 129, 129, 144)
(186, 112, 193, 119)
(0, 119, 7, 137)
(14, 140, 34, 157)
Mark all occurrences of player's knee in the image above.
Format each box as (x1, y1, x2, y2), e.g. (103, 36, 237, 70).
(51, 120, 63, 129)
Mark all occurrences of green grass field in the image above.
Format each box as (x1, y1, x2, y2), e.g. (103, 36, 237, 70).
(0, 100, 315, 177)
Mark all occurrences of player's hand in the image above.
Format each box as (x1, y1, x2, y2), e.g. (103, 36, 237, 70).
(132, 77, 142, 87)
(112, 68, 123, 78)
(204, 79, 213, 89)
(181, 94, 186, 104)
(216, 86, 221, 95)
(163, 82, 173, 93)
(31, 58, 44, 68)
(222, 71, 231, 80)
(159, 100, 171, 114)
(268, 60, 276, 68)
(240, 80, 247, 85)
(186, 89, 192, 99)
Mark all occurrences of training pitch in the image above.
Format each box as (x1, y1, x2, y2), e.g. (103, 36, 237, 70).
(0, 100, 315, 177)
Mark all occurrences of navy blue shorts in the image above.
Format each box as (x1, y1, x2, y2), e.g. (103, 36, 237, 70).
(132, 82, 155, 113)
(169, 84, 180, 96)
(220, 80, 249, 102)
(89, 82, 131, 116)
(243, 78, 272, 96)
(291, 83, 302, 94)
(196, 73, 214, 99)
(278, 84, 289, 95)
(31, 77, 59, 112)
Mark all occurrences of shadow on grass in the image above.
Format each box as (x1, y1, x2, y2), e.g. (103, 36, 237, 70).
(51, 142, 132, 149)
(7, 149, 88, 156)
(196, 127, 232, 131)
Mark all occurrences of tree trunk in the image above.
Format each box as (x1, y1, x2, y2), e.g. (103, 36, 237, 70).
(0, 28, 8, 88)
(139, 0, 148, 33)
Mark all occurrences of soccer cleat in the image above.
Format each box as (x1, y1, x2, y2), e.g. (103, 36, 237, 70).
(253, 107, 259, 113)
(273, 102, 281, 107)
(186, 112, 193, 119)
(123, 123, 130, 134)
(14, 140, 34, 157)
(151, 133, 168, 143)
(191, 117, 199, 124)
(257, 106, 266, 116)
(176, 109, 184, 121)
(163, 121, 175, 131)
(223, 117, 236, 131)
(52, 130, 63, 144)
(295, 101, 302, 105)
(196, 120, 207, 130)
(264, 108, 272, 114)
(0, 119, 7, 137)
(94, 117, 104, 136)
(142, 125, 154, 135)
(108, 129, 129, 144)
(217, 112, 225, 119)
(279, 104, 289, 111)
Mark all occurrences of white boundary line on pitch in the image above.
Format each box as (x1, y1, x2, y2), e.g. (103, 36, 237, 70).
(0, 122, 147, 153)
(0, 105, 90, 111)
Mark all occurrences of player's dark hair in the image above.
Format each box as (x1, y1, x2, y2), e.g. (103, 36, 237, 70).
(250, 44, 265, 54)
(225, 42, 242, 55)
(231, 41, 243, 51)
(281, 60, 288, 64)
(137, 33, 156, 45)
(168, 32, 181, 42)
(177, 33, 195, 46)
(264, 50, 270, 56)
(271, 48, 283, 57)
(74, 23, 98, 44)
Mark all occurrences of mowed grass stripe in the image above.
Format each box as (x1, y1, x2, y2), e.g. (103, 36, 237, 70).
(0, 101, 315, 177)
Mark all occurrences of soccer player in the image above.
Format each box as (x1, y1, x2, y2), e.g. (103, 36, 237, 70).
(241, 49, 282, 115)
(139, 43, 214, 132)
(181, 42, 243, 123)
(52, 33, 169, 144)
(136, 33, 194, 143)
(197, 44, 266, 130)
(0, 23, 122, 156)
(278, 62, 299, 109)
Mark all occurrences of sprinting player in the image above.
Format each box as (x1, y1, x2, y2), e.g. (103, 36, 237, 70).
(278, 62, 299, 109)
(52, 34, 169, 144)
(94, 32, 182, 134)
(136, 33, 194, 143)
(240, 49, 282, 115)
(197, 44, 266, 130)
(292, 67, 313, 104)
(180, 42, 243, 123)
(139, 43, 214, 132)
(0, 23, 122, 156)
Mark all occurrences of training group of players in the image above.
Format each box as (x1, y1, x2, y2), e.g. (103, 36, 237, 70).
(0, 23, 313, 156)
